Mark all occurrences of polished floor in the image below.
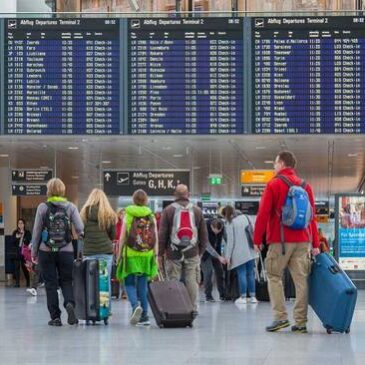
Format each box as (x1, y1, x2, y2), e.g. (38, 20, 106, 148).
(0, 286, 365, 365)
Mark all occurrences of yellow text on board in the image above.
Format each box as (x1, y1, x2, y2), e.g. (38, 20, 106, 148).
(240, 170, 275, 185)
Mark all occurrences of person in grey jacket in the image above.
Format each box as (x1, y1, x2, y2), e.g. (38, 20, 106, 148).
(31, 178, 84, 327)
(223, 205, 258, 305)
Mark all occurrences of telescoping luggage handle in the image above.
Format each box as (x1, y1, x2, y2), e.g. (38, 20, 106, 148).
(76, 239, 84, 261)
(255, 251, 267, 282)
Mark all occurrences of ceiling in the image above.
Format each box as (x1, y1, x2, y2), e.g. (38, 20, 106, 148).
(1, 134, 364, 202)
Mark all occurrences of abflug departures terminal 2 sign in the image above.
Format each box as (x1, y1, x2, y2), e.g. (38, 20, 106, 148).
(103, 170, 190, 196)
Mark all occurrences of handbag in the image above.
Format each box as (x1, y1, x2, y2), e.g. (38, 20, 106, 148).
(244, 215, 255, 249)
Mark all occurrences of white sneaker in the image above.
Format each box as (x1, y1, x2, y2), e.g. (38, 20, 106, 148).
(235, 296, 247, 305)
(250, 297, 258, 304)
(26, 288, 37, 296)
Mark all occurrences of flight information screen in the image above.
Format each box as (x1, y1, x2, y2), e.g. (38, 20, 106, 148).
(128, 18, 244, 135)
(253, 17, 365, 134)
(5, 18, 120, 135)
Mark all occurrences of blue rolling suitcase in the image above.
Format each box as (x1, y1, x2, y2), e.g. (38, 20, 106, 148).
(309, 253, 357, 334)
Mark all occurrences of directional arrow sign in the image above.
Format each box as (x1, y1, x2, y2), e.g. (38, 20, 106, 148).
(104, 173, 111, 182)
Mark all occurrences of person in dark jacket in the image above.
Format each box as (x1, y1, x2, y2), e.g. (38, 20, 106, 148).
(31, 178, 84, 327)
(80, 188, 117, 312)
(201, 219, 226, 302)
(11, 219, 31, 288)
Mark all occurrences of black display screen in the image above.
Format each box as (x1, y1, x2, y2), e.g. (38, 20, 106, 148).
(5, 18, 120, 135)
(253, 17, 365, 134)
(128, 18, 244, 135)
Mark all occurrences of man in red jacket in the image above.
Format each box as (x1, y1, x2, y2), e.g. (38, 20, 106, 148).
(254, 151, 320, 333)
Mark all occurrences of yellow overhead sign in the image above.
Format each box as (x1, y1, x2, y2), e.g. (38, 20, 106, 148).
(240, 170, 275, 185)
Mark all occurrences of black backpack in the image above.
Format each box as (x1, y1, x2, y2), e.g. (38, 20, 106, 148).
(44, 202, 71, 251)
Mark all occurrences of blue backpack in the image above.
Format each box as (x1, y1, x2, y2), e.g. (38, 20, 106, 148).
(277, 175, 312, 253)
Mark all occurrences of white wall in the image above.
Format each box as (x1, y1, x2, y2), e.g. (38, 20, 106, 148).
(0, 0, 17, 12)
(17, 0, 51, 12)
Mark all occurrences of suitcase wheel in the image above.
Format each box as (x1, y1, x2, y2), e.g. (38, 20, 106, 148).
(92, 321, 96, 325)
(326, 328, 333, 334)
(345, 328, 350, 334)
(104, 318, 109, 326)
(158, 324, 164, 329)
(188, 324, 193, 328)
(86, 320, 90, 326)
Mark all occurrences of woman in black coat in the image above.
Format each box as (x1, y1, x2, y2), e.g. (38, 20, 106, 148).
(11, 219, 32, 287)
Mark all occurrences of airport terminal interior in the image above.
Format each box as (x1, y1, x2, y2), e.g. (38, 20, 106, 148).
(2, 1, 365, 364)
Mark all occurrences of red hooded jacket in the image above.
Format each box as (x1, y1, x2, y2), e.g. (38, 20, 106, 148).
(253, 168, 319, 248)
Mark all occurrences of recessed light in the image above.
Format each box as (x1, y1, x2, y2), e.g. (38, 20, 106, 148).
(193, 166, 201, 170)
(71, 176, 79, 179)
(82, 139, 88, 142)
(162, 146, 171, 150)
(68, 147, 79, 150)
(256, 146, 266, 150)
(264, 160, 274, 164)
(0, 154, 9, 157)
(348, 153, 359, 157)
(102, 160, 112, 164)
(173, 154, 184, 158)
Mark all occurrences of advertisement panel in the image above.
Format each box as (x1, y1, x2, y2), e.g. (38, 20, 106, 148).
(337, 195, 365, 271)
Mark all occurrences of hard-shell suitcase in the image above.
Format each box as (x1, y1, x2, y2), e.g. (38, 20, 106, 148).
(309, 253, 357, 334)
(224, 268, 240, 301)
(148, 279, 195, 328)
(73, 258, 110, 325)
(255, 253, 270, 302)
(111, 261, 120, 299)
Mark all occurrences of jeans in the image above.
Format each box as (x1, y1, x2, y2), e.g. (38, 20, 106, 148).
(124, 274, 148, 316)
(236, 259, 256, 297)
(84, 254, 113, 311)
(201, 256, 225, 299)
(38, 250, 75, 320)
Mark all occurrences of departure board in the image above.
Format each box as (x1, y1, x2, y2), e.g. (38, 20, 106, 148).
(5, 19, 120, 135)
(253, 17, 365, 134)
(128, 18, 244, 135)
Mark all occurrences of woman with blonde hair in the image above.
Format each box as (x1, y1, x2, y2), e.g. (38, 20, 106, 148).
(117, 189, 158, 326)
(80, 188, 117, 310)
(31, 178, 84, 327)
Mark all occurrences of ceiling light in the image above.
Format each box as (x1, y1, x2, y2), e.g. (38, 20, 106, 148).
(82, 139, 88, 142)
(162, 146, 171, 150)
(264, 160, 274, 164)
(68, 147, 79, 150)
(0, 154, 9, 157)
(173, 154, 184, 158)
(255, 146, 266, 150)
(102, 160, 112, 164)
(193, 166, 201, 170)
(71, 176, 79, 179)
(348, 153, 359, 157)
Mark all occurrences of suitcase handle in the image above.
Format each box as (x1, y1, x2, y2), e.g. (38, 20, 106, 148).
(329, 265, 341, 275)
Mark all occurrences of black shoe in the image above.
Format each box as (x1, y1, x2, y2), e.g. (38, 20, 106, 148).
(266, 320, 290, 332)
(48, 318, 62, 327)
(206, 296, 216, 302)
(137, 315, 151, 326)
(14, 284, 20, 288)
(291, 324, 308, 333)
(66, 303, 78, 325)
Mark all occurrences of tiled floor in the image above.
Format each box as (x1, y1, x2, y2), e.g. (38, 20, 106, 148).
(0, 286, 364, 365)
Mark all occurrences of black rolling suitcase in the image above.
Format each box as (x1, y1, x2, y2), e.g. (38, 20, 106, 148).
(148, 277, 195, 328)
(111, 260, 120, 299)
(224, 267, 240, 301)
(283, 268, 296, 300)
(255, 252, 270, 302)
(73, 258, 110, 325)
